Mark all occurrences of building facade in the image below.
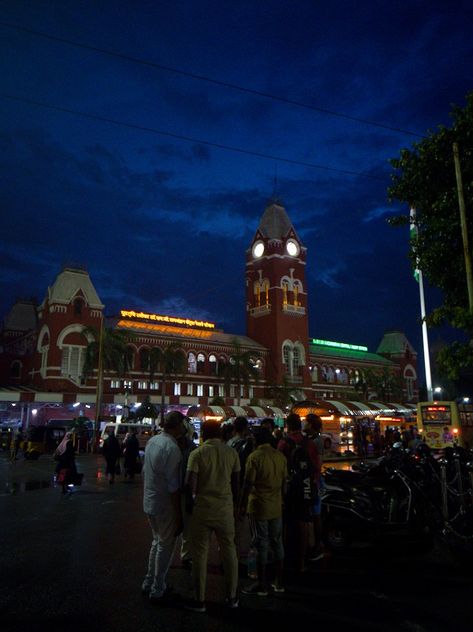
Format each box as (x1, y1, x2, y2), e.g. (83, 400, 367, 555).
(0, 201, 418, 426)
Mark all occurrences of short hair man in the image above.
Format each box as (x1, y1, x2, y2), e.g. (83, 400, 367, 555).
(240, 426, 287, 595)
(142, 411, 185, 603)
(185, 420, 240, 612)
(278, 413, 320, 573)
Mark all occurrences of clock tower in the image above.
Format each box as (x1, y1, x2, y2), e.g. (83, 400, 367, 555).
(246, 200, 311, 388)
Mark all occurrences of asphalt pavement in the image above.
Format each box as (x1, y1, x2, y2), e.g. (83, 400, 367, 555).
(0, 452, 471, 632)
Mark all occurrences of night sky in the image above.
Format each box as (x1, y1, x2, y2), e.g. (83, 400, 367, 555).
(1, 1, 472, 383)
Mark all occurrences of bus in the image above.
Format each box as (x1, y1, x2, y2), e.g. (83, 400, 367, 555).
(416, 400, 473, 450)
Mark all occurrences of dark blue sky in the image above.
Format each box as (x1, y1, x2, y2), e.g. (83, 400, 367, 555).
(1, 1, 472, 383)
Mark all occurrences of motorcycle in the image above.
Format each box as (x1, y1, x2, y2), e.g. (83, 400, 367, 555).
(321, 445, 438, 552)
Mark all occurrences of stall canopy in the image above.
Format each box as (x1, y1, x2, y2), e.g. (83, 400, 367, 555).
(243, 405, 267, 418)
(187, 405, 225, 419)
(367, 401, 397, 414)
(264, 406, 285, 418)
(224, 405, 248, 419)
(388, 403, 415, 414)
(324, 400, 356, 416)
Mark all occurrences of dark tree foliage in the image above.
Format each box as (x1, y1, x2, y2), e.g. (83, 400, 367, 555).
(388, 93, 473, 379)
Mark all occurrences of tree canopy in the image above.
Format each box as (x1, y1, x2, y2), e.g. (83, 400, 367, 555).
(388, 92, 473, 379)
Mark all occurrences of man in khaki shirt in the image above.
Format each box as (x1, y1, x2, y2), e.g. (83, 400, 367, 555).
(240, 426, 287, 596)
(185, 420, 240, 612)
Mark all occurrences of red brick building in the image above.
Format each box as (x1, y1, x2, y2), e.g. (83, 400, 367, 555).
(0, 201, 418, 426)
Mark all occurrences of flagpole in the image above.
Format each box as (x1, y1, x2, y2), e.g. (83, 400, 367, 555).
(410, 207, 433, 401)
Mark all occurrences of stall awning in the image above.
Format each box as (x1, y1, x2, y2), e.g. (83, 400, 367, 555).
(368, 401, 397, 414)
(347, 401, 379, 416)
(264, 406, 285, 418)
(387, 403, 414, 414)
(243, 405, 267, 418)
(187, 405, 225, 419)
(224, 405, 248, 419)
(325, 400, 355, 416)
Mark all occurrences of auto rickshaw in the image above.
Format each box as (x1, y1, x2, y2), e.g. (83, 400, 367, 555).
(24, 426, 46, 460)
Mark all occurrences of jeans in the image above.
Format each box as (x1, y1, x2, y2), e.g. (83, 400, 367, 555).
(249, 515, 284, 565)
(143, 512, 178, 598)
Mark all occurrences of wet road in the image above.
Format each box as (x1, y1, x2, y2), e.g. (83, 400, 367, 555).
(0, 452, 472, 632)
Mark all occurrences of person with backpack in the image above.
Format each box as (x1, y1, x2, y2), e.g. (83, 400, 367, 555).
(227, 416, 254, 558)
(278, 413, 320, 573)
(303, 413, 325, 562)
(227, 416, 254, 486)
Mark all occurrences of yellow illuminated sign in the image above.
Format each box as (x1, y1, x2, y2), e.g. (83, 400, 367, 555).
(117, 320, 214, 339)
(120, 310, 215, 330)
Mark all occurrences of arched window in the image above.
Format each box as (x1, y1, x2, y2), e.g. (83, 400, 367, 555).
(10, 361, 21, 378)
(404, 365, 417, 401)
(310, 364, 318, 382)
(282, 282, 289, 306)
(124, 346, 135, 371)
(73, 298, 84, 316)
(293, 347, 300, 374)
(283, 344, 291, 374)
(254, 281, 261, 307)
(209, 354, 217, 375)
(188, 353, 197, 374)
(140, 348, 150, 371)
(197, 353, 206, 374)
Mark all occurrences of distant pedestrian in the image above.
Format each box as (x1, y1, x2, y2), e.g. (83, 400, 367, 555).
(54, 431, 78, 495)
(142, 411, 185, 604)
(184, 420, 240, 612)
(102, 428, 122, 484)
(123, 430, 140, 480)
(10, 427, 23, 462)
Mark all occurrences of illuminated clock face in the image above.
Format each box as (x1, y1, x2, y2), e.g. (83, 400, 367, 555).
(252, 241, 265, 258)
(286, 239, 299, 256)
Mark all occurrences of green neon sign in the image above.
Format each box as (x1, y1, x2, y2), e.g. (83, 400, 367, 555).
(311, 338, 368, 352)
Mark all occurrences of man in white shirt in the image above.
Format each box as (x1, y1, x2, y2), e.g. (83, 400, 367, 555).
(142, 411, 185, 603)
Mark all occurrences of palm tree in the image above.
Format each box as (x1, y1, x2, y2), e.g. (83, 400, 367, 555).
(269, 375, 300, 410)
(219, 338, 260, 406)
(82, 324, 136, 450)
(135, 395, 159, 424)
(148, 343, 187, 424)
(82, 325, 134, 378)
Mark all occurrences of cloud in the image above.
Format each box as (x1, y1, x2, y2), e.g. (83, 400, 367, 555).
(362, 205, 393, 223)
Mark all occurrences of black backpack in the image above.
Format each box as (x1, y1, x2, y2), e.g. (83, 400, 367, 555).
(285, 436, 316, 516)
(233, 436, 254, 484)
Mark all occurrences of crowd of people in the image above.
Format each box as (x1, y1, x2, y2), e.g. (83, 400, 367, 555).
(142, 411, 325, 612)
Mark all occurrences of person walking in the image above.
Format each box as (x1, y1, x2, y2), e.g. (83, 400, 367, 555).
(102, 428, 122, 485)
(123, 430, 140, 480)
(184, 420, 240, 613)
(142, 411, 185, 604)
(240, 426, 287, 595)
(54, 431, 78, 495)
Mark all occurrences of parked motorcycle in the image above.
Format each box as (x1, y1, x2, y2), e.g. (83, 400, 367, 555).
(322, 446, 438, 551)
(321, 444, 473, 556)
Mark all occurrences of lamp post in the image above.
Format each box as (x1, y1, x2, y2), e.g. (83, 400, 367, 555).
(93, 315, 104, 452)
